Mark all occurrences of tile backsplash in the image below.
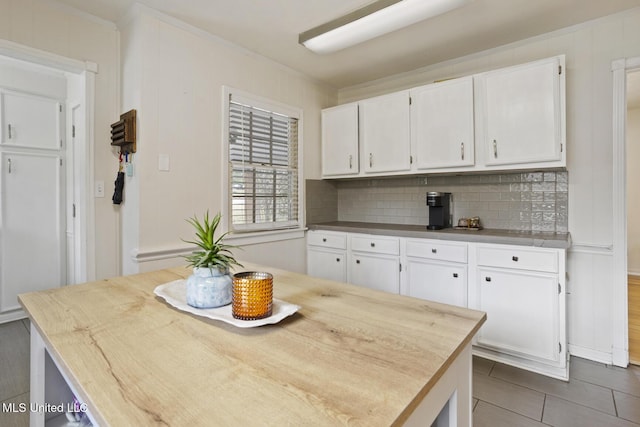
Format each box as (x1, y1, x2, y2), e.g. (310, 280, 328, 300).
(306, 171, 568, 233)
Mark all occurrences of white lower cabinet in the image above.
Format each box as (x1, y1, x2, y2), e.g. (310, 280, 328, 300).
(405, 259, 466, 306)
(306, 231, 347, 282)
(403, 239, 468, 307)
(349, 252, 400, 294)
(306, 231, 568, 379)
(470, 243, 567, 380)
(349, 234, 401, 293)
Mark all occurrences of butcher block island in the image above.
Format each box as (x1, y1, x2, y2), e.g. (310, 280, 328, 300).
(19, 262, 486, 427)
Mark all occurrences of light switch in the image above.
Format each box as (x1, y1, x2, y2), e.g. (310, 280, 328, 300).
(158, 154, 170, 171)
(95, 180, 105, 198)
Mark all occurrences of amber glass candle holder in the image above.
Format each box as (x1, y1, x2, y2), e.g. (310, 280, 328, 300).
(232, 272, 273, 320)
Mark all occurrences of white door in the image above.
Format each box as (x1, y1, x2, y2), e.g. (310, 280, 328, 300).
(359, 91, 411, 174)
(411, 76, 475, 169)
(321, 103, 359, 177)
(0, 151, 64, 312)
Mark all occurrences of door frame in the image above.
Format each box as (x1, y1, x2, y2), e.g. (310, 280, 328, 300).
(612, 56, 640, 367)
(0, 39, 97, 286)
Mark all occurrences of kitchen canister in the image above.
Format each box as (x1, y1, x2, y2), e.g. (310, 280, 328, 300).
(232, 272, 273, 320)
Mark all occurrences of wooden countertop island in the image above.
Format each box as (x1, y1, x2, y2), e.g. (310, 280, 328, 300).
(19, 263, 485, 427)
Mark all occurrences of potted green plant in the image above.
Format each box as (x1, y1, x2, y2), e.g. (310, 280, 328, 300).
(183, 211, 242, 308)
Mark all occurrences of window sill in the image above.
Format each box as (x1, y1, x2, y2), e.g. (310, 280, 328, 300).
(225, 227, 307, 246)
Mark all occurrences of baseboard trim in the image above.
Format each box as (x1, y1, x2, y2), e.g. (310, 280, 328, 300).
(568, 344, 613, 365)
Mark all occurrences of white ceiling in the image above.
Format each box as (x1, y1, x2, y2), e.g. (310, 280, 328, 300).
(56, 0, 640, 89)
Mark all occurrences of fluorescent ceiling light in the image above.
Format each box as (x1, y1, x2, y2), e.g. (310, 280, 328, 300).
(299, 0, 472, 54)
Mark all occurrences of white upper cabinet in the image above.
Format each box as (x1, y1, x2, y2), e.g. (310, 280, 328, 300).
(411, 76, 475, 170)
(359, 91, 411, 174)
(321, 103, 359, 177)
(320, 55, 566, 179)
(478, 56, 565, 168)
(1, 90, 61, 150)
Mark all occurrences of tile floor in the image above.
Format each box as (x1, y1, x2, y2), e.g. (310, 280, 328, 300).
(1, 318, 640, 426)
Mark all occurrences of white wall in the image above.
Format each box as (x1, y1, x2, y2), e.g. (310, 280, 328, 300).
(628, 107, 640, 275)
(337, 8, 640, 363)
(0, 0, 121, 280)
(119, 6, 337, 275)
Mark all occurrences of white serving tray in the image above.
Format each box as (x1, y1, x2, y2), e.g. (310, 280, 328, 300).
(154, 279, 300, 328)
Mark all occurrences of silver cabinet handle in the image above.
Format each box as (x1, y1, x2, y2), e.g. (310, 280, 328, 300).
(356, 259, 360, 264)
(461, 142, 464, 160)
(485, 276, 492, 282)
(336, 258, 341, 263)
(8, 124, 12, 139)
(322, 238, 327, 242)
(493, 139, 498, 158)
(370, 242, 375, 247)
(453, 273, 458, 278)
(512, 256, 519, 262)
(349, 155, 353, 169)
(431, 248, 437, 253)
(7, 158, 11, 173)
(369, 153, 373, 168)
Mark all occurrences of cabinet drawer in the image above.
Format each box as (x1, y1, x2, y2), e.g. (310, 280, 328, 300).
(476, 245, 558, 273)
(307, 231, 346, 249)
(350, 235, 399, 255)
(405, 239, 467, 263)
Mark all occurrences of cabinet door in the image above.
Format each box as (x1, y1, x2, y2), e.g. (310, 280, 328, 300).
(307, 248, 346, 283)
(359, 91, 411, 174)
(411, 77, 474, 169)
(1, 90, 62, 149)
(349, 252, 400, 294)
(405, 258, 467, 307)
(475, 267, 560, 364)
(321, 103, 359, 177)
(1, 152, 64, 312)
(481, 57, 563, 166)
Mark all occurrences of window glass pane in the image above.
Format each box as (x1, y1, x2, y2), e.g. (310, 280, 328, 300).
(228, 96, 299, 232)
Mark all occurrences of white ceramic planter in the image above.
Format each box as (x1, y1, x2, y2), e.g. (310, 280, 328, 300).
(185, 267, 232, 308)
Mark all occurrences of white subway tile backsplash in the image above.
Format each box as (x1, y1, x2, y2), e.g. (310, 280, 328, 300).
(307, 171, 568, 232)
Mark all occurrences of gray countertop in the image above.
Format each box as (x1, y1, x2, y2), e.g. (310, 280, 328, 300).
(307, 221, 571, 249)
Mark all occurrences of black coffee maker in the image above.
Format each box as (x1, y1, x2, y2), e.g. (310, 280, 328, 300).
(426, 192, 452, 230)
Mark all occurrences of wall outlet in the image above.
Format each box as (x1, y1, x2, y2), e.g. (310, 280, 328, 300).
(95, 180, 105, 198)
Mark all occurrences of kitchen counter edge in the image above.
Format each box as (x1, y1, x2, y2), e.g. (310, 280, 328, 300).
(307, 222, 571, 249)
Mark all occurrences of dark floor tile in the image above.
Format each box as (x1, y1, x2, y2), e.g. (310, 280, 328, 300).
(473, 372, 545, 420)
(542, 395, 639, 427)
(0, 322, 30, 401)
(491, 361, 615, 415)
(614, 390, 640, 424)
(473, 356, 495, 376)
(473, 401, 547, 427)
(570, 357, 640, 398)
(0, 392, 29, 427)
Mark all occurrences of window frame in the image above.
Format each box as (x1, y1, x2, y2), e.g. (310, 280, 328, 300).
(221, 86, 305, 245)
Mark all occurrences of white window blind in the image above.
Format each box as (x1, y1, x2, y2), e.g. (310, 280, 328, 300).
(228, 96, 299, 232)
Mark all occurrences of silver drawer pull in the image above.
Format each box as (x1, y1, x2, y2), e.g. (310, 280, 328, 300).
(461, 142, 464, 160)
(336, 258, 341, 262)
(485, 277, 492, 282)
(431, 248, 437, 253)
(370, 242, 375, 247)
(512, 256, 519, 262)
(8, 124, 12, 139)
(493, 139, 498, 158)
(356, 259, 360, 264)
(349, 155, 353, 169)
(322, 238, 327, 242)
(453, 273, 458, 278)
